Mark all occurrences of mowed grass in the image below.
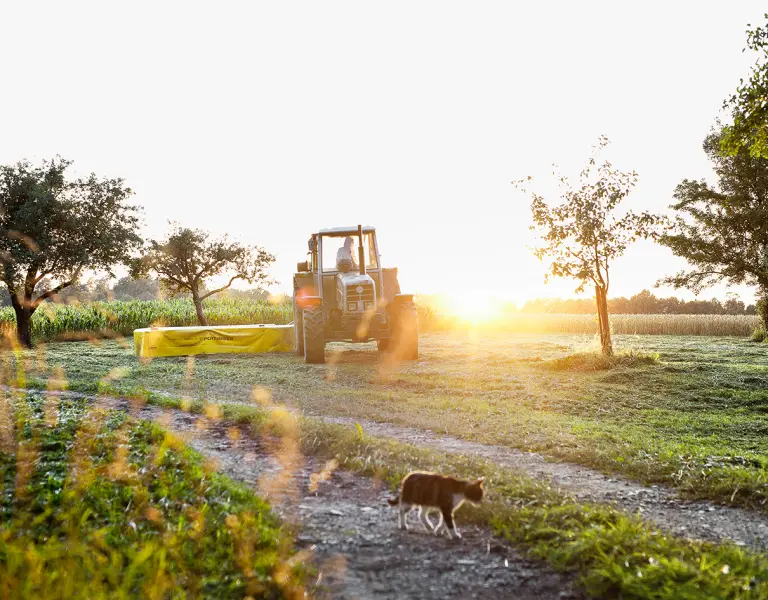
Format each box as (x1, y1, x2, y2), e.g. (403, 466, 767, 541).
(9, 331, 768, 511)
(0, 390, 303, 599)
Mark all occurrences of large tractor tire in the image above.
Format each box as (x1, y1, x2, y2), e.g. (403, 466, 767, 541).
(393, 300, 418, 360)
(302, 306, 325, 364)
(293, 298, 304, 356)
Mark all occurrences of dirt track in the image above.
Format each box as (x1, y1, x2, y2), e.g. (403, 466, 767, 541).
(93, 393, 582, 600)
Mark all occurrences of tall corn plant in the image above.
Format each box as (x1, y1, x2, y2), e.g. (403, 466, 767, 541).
(516, 137, 664, 356)
(0, 298, 293, 342)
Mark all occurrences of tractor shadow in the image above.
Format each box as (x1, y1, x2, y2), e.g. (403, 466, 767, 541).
(325, 347, 383, 366)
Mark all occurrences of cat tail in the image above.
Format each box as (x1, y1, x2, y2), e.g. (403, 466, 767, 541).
(387, 494, 400, 506)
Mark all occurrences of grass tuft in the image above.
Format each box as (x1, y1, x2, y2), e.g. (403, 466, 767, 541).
(544, 349, 660, 371)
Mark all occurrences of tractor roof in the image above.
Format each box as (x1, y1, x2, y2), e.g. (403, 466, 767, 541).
(316, 226, 376, 236)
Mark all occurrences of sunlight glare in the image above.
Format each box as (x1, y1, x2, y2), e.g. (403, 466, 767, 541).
(441, 292, 503, 324)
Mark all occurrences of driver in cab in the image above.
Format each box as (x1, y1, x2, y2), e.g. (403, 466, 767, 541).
(336, 237, 357, 272)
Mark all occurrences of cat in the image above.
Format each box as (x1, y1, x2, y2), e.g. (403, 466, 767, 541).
(387, 471, 484, 540)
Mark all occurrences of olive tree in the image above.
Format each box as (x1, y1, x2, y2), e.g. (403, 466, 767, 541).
(130, 225, 275, 325)
(0, 157, 142, 346)
(516, 137, 663, 355)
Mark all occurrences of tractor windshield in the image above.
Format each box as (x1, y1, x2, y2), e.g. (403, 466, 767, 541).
(322, 233, 378, 272)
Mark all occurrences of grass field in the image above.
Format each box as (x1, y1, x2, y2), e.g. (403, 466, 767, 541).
(5, 332, 768, 597)
(0, 390, 302, 599)
(7, 331, 768, 514)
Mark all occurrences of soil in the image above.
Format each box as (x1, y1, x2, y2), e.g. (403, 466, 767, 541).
(88, 392, 582, 600)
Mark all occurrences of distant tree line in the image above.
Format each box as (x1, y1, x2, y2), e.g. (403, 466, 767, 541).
(520, 290, 755, 316)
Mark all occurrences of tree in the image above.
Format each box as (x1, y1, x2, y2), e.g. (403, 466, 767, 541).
(130, 225, 275, 325)
(629, 289, 659, 314)
(721, 14, 768, 159)
(659, 128, 768, 331)
(112, 276, 161, 301)
(0, 157, 142, 346)
(55, 275, 114, 303)
(517, 137, 663, 355)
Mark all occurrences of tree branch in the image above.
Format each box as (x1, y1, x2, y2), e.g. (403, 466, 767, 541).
(33, 280, 74, 308)
(200, 275, 243, 300)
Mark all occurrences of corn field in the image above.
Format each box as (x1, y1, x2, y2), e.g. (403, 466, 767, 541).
(0, 298, 293, 342)
(416, 307, 760, 337)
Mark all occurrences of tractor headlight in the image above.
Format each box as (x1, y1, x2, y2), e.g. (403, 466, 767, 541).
(347, 302, 356, 312)
(364, 301, 373, 310)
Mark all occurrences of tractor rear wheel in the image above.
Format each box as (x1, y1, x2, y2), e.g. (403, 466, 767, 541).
(393, 300, 418, 360)
(293, 299, 304, 356)
(303, 306, 325, 364)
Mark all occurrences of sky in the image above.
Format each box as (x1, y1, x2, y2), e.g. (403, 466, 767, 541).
(1, 1, 765, 306)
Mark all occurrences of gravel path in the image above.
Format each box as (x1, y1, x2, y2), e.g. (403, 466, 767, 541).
(91, 394, 582, 600)
(319, 415, 768, 550)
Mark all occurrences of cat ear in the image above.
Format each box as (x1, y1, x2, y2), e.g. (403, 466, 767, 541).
(477, 477, 485, 484)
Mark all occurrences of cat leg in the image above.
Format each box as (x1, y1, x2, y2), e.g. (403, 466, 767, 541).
(398, 503, 411, 530)
(418, 506, 434, 532)
(440, 505, 459, 540)
(433, 511, 446, 537)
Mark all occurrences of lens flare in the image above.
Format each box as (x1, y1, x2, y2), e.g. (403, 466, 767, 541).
(442, 293, 503, 323)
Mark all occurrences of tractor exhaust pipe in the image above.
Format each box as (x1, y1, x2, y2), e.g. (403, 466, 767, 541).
(357, 224, 366, 275)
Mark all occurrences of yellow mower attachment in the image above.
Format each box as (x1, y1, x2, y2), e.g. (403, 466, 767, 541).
(134, 324, 294, 358)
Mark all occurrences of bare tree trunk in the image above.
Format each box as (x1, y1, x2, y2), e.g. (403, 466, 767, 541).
(595, 285, 613, 356)
(191, 288, 208, 326)
(10, 293, 34, 348)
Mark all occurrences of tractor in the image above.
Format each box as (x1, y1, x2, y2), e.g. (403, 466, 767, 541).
(292, 225, 418, 364)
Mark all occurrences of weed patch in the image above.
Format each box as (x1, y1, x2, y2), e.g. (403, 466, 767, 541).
(544, 350, 660, 372)
(0, 391, 304, 599)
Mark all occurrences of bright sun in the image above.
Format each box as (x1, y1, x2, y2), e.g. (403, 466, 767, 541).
(442, 293, 502, 323)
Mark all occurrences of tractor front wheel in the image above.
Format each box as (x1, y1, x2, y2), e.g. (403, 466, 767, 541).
(303, 306, 325, 364)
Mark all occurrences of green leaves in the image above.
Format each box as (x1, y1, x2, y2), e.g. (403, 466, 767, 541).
(518, 137, 665, 295)
(0, 157, 143, 345)
(659, 128, 768, 316)
(721, 14, 768, 159)
(133, 224, 276, 325)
